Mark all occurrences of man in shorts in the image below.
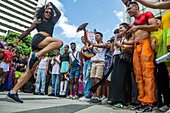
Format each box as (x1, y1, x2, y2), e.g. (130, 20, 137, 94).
(83, 28, 108, 104)
(66, 42, 83, 100)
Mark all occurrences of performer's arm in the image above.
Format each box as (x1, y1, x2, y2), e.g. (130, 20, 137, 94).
(46, 58, 49, 75)
(53, 57, 60, 64)
(14, 20, 39, 45)
(110, 41, 115, 52)
(92, 43, 108, 48)
(67, 56, 72, 74)
(105, 53, 111, 58)
(51, 58, 55, 67)
(135, 0, 170, 9)
(137, 18, 158, 32)
(83, 28, 95, 45)
(49, 2, 61, 24)
(18, 20, 39, 41)
(123, 35, 135, 45)
(128, 18, 158, 33)
(79, 51, 83, 74)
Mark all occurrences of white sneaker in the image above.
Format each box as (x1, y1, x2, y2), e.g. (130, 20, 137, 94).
(61, 92, 66, 96)
(159, 105, 169, 112)
(66, 95, 73, 99)
(73, 95, 79, 100)
(91, 96, 95, 99)
(166, 108, 170, 113)
(101, 95, 106, 100)
(79, 97, 90, 101)
(101, 98, 108, 104)
(59, 92, 62, 96)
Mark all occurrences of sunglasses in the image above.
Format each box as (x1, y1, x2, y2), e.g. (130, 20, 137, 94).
(45, 11, 52, 15)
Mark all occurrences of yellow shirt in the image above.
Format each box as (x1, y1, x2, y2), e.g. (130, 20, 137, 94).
(150, 28, 163, 53)
(161, 10, 170, 30)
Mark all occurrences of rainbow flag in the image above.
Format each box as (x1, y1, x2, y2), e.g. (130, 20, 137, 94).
(82, 49, 97, 58)
(122, 0, 131, 6)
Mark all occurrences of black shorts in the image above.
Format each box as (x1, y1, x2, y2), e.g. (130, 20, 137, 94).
(31, 34, 46, 51)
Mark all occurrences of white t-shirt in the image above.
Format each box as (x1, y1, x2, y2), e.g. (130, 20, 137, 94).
(91, 43, 106, 62)
(113, 38, 128, 55)
(39, 57, 47, 69)
(51, 55, 60, 74)
(113, 46, 121, 55)
(69, 51, 81, 65)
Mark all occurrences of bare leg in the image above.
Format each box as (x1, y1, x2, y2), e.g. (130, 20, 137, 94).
(12, 37, 63, 92)
(106, 81, 110, 98)
(12, 58, 41, 92)
(1, 72, 7, 84)
(96, 78, 101, 98)
(0, 68, 3, 76)
(37, 37, 63, 58)
(75, 78, 79, 95)
(92, 78, 96, 97)
(102, 80, 106, 97)
(14, 78, 18, 87)
(70, 78, 74, 95)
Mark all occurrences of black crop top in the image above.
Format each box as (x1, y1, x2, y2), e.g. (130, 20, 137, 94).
(83, 50, 91, 61)
(60, 53, 70, 62)
(36, 20, 55, 36)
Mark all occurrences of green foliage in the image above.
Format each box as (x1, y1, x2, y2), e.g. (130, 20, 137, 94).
(0, 33, 32, 56)
(47, 50, 55, 57)
(0, 36, 5, 41)
(0, 33, 63, 57)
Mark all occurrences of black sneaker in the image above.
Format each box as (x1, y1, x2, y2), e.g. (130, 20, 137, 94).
(48, 93, 55, 96)
(130, 104, 143, 111)
(29, 52, 39, 70)
(39, 93, 45, 95)
(87, 98, 96, 103)
(6, 92, 23, 103)
(33, 92, 39, 95)
(137, 105, 153, 113)
(0, 84, 4, 92)
(88, 98, 101, 104)
(55, 93, 59, 97)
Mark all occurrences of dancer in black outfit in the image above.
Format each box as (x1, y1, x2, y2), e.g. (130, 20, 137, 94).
(7, 2, 63, 103)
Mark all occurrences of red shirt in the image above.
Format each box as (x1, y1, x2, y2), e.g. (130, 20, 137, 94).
(2, 50, 13, 61)
(132, 11, 154, 26)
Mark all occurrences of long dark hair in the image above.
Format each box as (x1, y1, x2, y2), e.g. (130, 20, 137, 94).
(119, 23, 132, 39)
(35, 6, 54, 22)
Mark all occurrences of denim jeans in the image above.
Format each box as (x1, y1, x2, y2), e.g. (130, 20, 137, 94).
(35, 68, 46, 94)
(70, 60, 81, 78)
(83, 60, 92, 98)
(52, 74, 61, 94)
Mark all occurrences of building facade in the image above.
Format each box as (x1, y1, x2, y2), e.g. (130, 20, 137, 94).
(123, 0, 168, 24)
(0, 0, 46, 37)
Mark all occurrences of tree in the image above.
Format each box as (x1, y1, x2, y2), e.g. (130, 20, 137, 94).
(0, 33, 32, 56)
(0, 33, 60, 57)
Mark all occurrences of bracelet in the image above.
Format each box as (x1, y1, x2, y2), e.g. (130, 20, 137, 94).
(121, 45, 127, 51)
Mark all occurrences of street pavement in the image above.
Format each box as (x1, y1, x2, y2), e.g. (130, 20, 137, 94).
(0, 91, 161, 113)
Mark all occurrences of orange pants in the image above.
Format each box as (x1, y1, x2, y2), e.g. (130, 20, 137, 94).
(133, 38, 155, 103)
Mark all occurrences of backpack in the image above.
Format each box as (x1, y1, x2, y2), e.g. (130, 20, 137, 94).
(23, 81, 33, 93)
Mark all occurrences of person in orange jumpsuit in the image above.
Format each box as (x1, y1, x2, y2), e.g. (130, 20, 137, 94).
(124, 2, 158, 112)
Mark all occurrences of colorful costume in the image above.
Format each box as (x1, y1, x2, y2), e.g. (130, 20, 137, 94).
(3, 62, 15, 90)
(132, 11, 155, 103)
(157, 10, 170, 62)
